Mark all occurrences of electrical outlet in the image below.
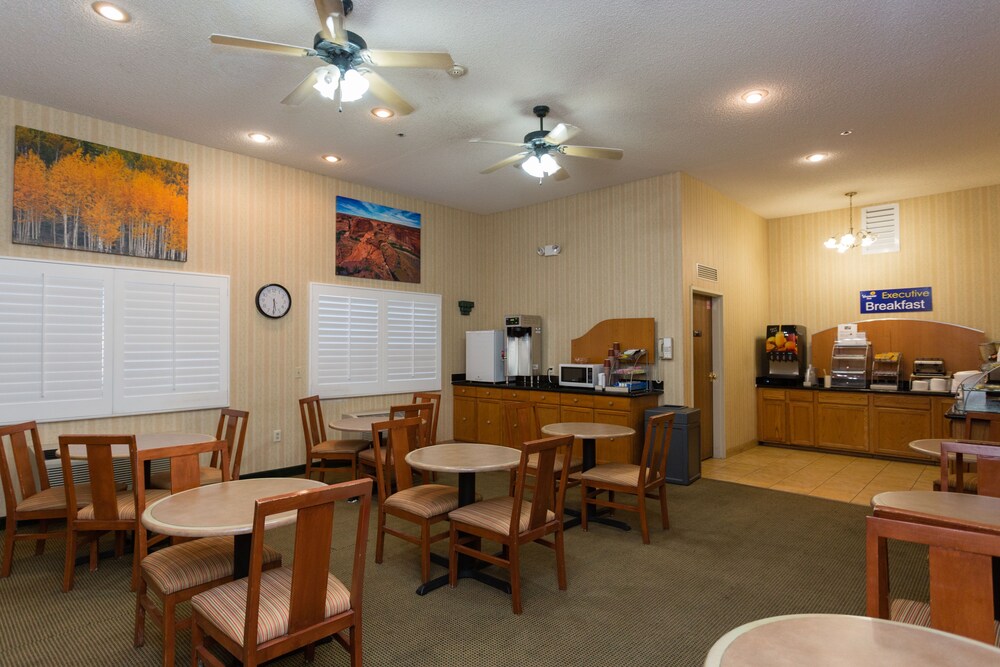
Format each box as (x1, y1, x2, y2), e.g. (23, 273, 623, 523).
(272, 429, 281, 443)
(295, 367, 302, 379)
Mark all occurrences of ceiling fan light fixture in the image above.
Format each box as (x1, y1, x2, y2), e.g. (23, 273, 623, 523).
(521, 156, 545, 178)
(339, 69, 369, 102)
(92, 2, 129, 22)
(312, 67, 340, 100)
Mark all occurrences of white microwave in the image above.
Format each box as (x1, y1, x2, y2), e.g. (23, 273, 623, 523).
(558, 363, 604, 388)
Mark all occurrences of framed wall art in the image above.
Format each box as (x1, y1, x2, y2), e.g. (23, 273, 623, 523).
(336, 195, 421, 283)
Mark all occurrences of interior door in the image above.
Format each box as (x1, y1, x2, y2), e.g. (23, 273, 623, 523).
(692, 294, 715, 459)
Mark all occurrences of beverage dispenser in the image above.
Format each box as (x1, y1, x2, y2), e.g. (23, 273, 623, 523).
(765, 324, 807, 379)
(504, 315, 543, 384)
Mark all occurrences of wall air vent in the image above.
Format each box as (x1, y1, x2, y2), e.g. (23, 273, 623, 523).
(861, 203, 900, 255)
(696, 264, 719, 281)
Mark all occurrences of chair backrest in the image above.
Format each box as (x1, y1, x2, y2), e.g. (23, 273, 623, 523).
(638, 413, 675, 487)
(866, 513, 1000, 644)
(0, 421, 48, 512)
(58, 435, 136, 524)
(411, 392, 441, 445)
(371, 417, 423, 502)
(133, 439, 230, 559)
(389, 402, 434, 448)
(509, 434, 573, 536)
(502, 402, 540, 453)
(299, 395, 328, 454)
(940, 439, 1000, 498)
(214, 408, 249, 479)
(241, 478, 372, 654)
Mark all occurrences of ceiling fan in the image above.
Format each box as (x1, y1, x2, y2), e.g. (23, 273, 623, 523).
(209, 0, 458, 115)
(470, 105, 624, 181)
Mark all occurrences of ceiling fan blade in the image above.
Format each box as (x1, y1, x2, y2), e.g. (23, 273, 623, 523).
(480, 152, 530, 174)
(209, 34, 314, 57)
(314, 0, 348, 45)
(281, 68, 323, 106)
(552, 165, 570, 181)
(361, 70, 415, 115)
(560, 145, 625, 160)
(363, 49, 454, 69)
(543, 123, 581, 146)
(469, 138, 528, 148)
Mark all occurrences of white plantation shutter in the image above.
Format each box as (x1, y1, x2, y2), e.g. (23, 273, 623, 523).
(114, 270, 229, 414)
(310, 283, 441, 398)
(0, 259, 112, 422)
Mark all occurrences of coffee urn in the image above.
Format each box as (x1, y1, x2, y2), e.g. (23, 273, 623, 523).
(504, 315, 543, 384)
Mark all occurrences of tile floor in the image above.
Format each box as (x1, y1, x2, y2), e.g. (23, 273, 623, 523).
(702, 445, 938, 506)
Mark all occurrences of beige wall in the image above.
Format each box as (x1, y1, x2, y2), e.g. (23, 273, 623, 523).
(767, 185, 1000, 339)
(0, 96, 487, 477)
(680, 174, 770, 454)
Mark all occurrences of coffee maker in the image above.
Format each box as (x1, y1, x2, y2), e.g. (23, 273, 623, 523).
(504, 315, 543, 385)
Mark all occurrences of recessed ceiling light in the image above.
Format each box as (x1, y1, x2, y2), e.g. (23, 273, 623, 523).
(371, 108, 394, 119)
(247, 132, 271, 143)
(805, 152, 829, 163)
(840, 129, 853, 136)
(92, 2, 130, 22)
(741, 89, 768, 105)
(321, 154, 341, 163)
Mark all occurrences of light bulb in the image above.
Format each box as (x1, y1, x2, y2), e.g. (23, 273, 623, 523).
(861, 234, 876, 247)
(837, 244, 849, 254)
(824, 237, 838, 249)
(538, 153, 561, 175)
(840, 232, 855, 247)
(312, 68, 340, 100)
(522, 156, 545, 178)
(340, 69, 369, 102)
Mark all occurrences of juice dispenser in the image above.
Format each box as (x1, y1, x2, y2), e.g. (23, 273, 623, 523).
(765, 324, 807, 379)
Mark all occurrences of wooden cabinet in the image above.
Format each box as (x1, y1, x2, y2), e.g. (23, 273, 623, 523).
(870, 394, 933, 459)
(786, 390, 815, 446)
(530, 391, 562, 430)
(453, 396, 477, 442)
(815, 392, 870, 453)
(475, 387, 502, 444)
(932, 397, 959, 438)
(757, 389, 787, 444)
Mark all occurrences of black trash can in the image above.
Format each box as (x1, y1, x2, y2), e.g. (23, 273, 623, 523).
(645, 405, 701, 485)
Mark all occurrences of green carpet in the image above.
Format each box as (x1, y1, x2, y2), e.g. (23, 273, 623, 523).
(0, 476, 928, 666)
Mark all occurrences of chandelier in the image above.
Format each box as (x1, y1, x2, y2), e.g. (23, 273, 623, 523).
(824, 191, 876, 252)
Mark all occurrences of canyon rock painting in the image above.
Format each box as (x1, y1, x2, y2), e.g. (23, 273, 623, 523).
(335, 196, 421, 283)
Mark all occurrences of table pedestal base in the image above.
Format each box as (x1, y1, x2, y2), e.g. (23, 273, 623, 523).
(562, 438, 632, 532)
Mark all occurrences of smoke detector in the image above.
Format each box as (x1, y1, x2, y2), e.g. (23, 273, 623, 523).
(448, 64, 468, 77)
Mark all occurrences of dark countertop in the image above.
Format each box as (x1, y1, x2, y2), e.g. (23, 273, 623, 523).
(756, 377, 954, 397)
(452, 378, 662, 398)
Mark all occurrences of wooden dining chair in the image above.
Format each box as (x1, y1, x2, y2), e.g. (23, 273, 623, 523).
(503, 401, 582, 495)
(191, 478, 372, 667)
(1, 421, 94, 578)
(371, 416, 462, 584)
(412, 391, 442, 445)
(866, 513, 1000, 646)
(149, 408, 250, 490)
(58, 434, 160, 592)
(572, 411, 675, 544)
(448, 433, 573, 614)
(134, 439, 283, 667)
(299, 395, 370, 483)
(940, 439, 1000, 498)
(357, 402, 433, 484)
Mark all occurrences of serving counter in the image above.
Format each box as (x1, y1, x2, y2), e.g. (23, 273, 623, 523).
(452, 381, 660, 465)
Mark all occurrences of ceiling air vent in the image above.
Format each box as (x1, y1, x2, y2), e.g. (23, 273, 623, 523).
(696, 263, 719, 281)
(861, 203, 899, 255)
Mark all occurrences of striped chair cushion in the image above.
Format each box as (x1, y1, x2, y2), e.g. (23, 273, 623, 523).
(356, 447, 382, 465)
(142, 536, 282, 595)
(385, 484, 461, 518)
(572, 463, 640, 487)
(449, 497, 554, 535)
(891, 598, 1000, 646)
(77, 489, 170, 520)
(313, 439, 369, 455)
(192, 566, 351, 646)
(17, 485, 91, 512)
(527, 452, 582, 473)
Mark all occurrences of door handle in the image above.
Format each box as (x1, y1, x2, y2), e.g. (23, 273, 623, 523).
(708, 372, 718, 381)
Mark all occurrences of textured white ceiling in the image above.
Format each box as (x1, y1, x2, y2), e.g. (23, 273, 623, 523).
(2, 1, 999, 217)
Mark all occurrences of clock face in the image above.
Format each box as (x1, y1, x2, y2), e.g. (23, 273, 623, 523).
(255, 283, 291, 319)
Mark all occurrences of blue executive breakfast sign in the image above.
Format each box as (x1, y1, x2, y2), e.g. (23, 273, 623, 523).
(860, 286, 933, 313)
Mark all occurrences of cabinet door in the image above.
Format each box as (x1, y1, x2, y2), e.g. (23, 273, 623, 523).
(757, 389, 787, 444)
(593, 409, 633, 464)
(477, 399, 502, 444)
(787, 394, 815, 447)
(453, 397, 477, 442)
(932, 397, 959, 438)
(534, 403, 561, 430)
(870, 395, 932, 459)
(560, 405, 594, 423)
(815, 393, 869, 452)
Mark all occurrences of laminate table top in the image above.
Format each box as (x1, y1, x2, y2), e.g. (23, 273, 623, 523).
(66, 432, 216, 459)
(329, 415, 390, 433)
(405, 443, 520, 474)
(540, 422, 635, 440)
(703, 614, 1000, 666)
(871, 490, 1000, 535)
(908, 437, 999, 459)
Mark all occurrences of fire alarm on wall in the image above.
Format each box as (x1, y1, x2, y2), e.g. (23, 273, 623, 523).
(537, 244, 561, 256)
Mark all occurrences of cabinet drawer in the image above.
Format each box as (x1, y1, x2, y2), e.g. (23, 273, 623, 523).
(530, 391, 561, 404)
(454, 385, 476, 398)
(593, 395, 631, 411)
(872, 394, 931, 410)
(787, 390, 814, 404)
(560, 393, 594, 408)
(759, 388, 787, 401)
(817, 392, 868, 406)
(502, 389, 531, 401)
(476, 387, 502, 399)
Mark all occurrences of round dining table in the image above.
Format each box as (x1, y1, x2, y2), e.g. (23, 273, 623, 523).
(704, 613, 1000, 666)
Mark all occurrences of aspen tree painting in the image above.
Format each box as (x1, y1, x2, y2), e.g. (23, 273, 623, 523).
(12, 126, 189, 261)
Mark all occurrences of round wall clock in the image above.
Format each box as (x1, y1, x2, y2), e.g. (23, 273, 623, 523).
(255, 283, 291, 319)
